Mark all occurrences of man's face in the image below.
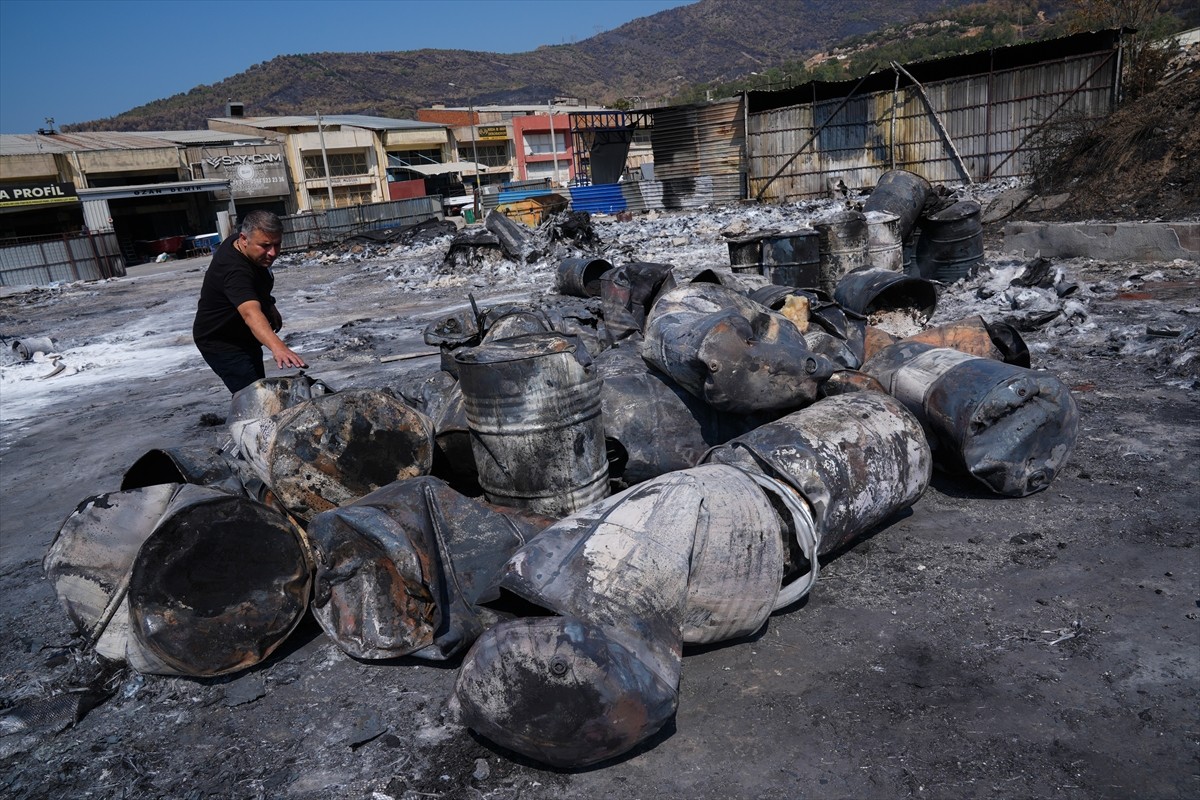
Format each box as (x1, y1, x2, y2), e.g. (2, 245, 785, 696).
(239, 230, 282, 268)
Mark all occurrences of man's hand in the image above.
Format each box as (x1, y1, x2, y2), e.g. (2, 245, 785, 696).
(270, 344, 307, 369)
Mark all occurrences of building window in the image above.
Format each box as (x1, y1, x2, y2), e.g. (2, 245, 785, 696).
(522, 133, 567, 156)
(302, 151, 369, 179)
(465, 142, 508, 168)
(389, 148, 444, 167)
(309, 184, 375, 210)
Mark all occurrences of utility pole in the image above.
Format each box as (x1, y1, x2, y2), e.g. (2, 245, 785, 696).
(316, 111, 335, 208)
(548, 100, 561, 187)
(469, 102, 481, 220)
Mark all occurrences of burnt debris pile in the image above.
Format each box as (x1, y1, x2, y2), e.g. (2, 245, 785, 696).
(42, 171, 1083, 768)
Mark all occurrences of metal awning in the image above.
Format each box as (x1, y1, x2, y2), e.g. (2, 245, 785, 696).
(387, 158, 497, 176)
(77, 179, 230, 201)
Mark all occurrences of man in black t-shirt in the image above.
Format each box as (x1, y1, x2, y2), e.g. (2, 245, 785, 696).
(192, 210, 307, 394)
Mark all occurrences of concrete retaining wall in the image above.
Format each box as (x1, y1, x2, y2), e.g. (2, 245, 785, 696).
(1003, 221, 1200, 262)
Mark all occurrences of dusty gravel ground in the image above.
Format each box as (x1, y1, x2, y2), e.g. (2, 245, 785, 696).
(0, 201, 1197, 800)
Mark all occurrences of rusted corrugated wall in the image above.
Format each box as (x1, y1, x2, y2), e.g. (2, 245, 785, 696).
(748, 31, 1122, 202)
(649, 98, 746, 208)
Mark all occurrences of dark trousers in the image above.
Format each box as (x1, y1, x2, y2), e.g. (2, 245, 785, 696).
(200, 348, 265, 394)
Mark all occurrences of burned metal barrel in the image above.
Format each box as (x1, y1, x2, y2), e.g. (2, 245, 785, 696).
(833, 267, 938, 324)
(642, 283, 834, 414)
(44, 483, 311, 677)
(596, 345, 761, 485)
(232, 389, 436, 519)
(915, 200, 984, 282)
(308, 476, 551, 661)
(866, 211, 904, 272)
(863, 341, 1079, 496)
(726, 232, 768, 267)
(899, 315, 1031, 368)
(11, 336, 56, 361)
(702, 392, 931, 553)
(863, 169, 931, 239)
(751, 284, 868, 368)
(600, 260, 677, 345)
(120, 446, 246, 496)
(454, 333, 608, 517)
(556, 256, 613, 298)
(455, 464, 816, 768)
(761, 229, 820, 288)
(228, 373, 335, 424)
(815, 210, 869, 294)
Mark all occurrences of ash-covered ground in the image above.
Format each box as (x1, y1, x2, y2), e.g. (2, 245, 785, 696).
(1, 187, 1197, 800)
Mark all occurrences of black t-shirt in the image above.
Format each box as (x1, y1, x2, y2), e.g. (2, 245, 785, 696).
(192, 235, 276, 353)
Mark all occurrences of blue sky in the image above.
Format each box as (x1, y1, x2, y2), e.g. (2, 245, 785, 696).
(0, 0, 694, 133)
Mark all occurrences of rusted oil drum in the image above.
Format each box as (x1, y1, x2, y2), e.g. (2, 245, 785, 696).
(702, 392, 931, 553)
(481, 310, 549, 343)
(833, 267, 938, 322)
(232, 389, 436, 519)
(455, 464, 816, 768)
(760, 229, 821, 288)
(815, 210, 869, 294)
(902, 227, 922, 276)
(307, 476, 551, 661)
(863, 169, 931, 238)
(642, 283, 834, 414)
(556, 256, 613, 298)
(866, 211, 904, 272)
(915, 200, 984, 282)
(455, 333, 608, 517)
(863, 341, 1079, 496)
(44, 483, 311, 677)
(899, 315, 1031, 368)
(228, 373, 335, 424)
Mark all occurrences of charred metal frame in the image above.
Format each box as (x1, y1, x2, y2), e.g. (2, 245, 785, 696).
(568, 111, 652, 186)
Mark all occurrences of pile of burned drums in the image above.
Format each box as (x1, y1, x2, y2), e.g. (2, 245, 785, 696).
(44, 179, 1075, 768)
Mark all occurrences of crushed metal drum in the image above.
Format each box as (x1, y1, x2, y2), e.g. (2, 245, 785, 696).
(454, 332, 609, 517)
(897, 315, 1031, 367)
(863, 341, 1079, 496)
(642, 283, 834, 414)
(308, 476, 551, 661)
(232, 388, 436, 519)
(600, 260, 677, 345)
(228, 373, 336, 424)
(120, 446, 246, 495)
(702, 392, 931, 553)
(11, 336, 56, 361)
(44, 483, 311, 676)
(456, 464, 817, 768)
(595, 345, 762, 485)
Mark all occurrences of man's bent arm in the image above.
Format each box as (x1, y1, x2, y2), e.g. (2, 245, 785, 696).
(237, 300, 307, 368)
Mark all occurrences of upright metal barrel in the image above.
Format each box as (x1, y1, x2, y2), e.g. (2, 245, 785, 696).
(455, 332, 609, 517)
(863, 169, 931, 238)
(760, 229, 820, 288)
(915, 200, 984, 282)
(815, 210, 868, 294)
(865, 211, 903, 272)
(863, 341, 1079, 496)
(726, 233, 766, 267)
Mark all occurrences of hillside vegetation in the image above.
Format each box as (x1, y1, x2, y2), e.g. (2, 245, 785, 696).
(68, 0, 1196, 131)
(68, 0, 980, 130)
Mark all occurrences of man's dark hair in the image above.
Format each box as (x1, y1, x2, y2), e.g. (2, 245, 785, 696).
(240, 210, 283, 238)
